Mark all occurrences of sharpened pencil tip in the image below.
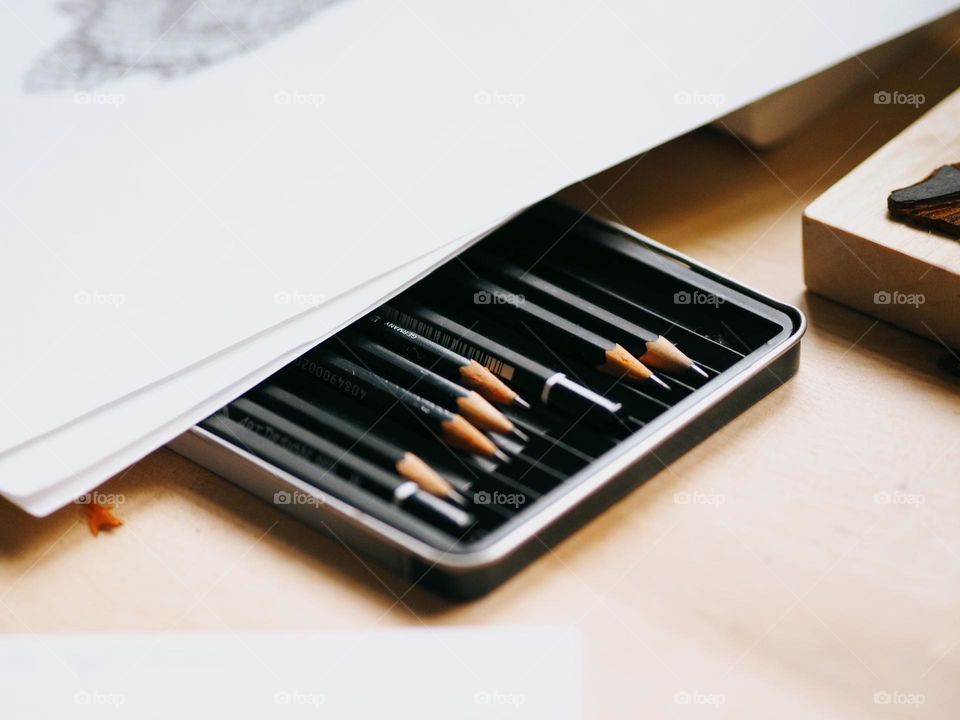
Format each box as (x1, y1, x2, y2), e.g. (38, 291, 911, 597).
(440, 415, 502, 459)
(650, 373, 671, 390)
(493, 449, 511, 463)
(513, 395, 532, 410)
(690, 363, 709, 379)
(447, 488, 471, 508)
(458, 391, 516, 436)
(511, 427, 530, 443)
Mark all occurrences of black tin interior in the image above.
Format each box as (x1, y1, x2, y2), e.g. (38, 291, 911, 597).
(174, 200, 804, 599)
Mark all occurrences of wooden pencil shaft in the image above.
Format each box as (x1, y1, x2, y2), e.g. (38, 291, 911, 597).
(598, 343, 654, 381)
(439, 414, 499, 458)
(454, 392, 515, 435)
(394, 452, 452, 498)
(456, 360, 520, 406)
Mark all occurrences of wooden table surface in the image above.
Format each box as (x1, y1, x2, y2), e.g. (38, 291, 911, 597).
(3, 20, 960, 720)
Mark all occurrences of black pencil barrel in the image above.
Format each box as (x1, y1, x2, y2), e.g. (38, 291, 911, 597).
(471, 253, 660, 346)
(347, 335, 471, 406)
(359, 313, 468, 376)
(205, 409, 473, 532)
(253, 383, 405, 466)
(289, 349, 455, 429)
(435, 266, 615, 360)
(382, 301, 622, 418)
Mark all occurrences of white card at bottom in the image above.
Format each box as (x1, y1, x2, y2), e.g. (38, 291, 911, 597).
(1, 627, 581, 719)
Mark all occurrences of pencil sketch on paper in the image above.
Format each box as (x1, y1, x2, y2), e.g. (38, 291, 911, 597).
(24, 0, 341, 91)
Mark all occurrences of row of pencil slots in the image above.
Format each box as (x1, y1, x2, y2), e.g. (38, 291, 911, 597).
(201, 225, 751, 541)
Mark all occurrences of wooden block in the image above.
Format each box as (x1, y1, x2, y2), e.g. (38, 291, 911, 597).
(803, 87, 960, 349)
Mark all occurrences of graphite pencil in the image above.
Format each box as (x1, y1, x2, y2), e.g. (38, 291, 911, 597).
(471, 254, 707, 379)
(434, 266, 669, 389)
(381, 300, 626, 423)
(251, 384, 465, 504)
(203, 409, 474, 532)
(344, 335, 527, 440)
(287, 349, 508, 462)
(358, 313, 530, 408)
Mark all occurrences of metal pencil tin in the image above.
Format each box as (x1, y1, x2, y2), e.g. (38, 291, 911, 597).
(168, 201, 805, 600)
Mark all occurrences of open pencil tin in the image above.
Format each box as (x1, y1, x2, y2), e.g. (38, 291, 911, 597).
(169, 201, 805, 599)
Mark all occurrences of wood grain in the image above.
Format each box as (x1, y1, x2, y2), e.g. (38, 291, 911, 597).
(804, 86, 960, 348)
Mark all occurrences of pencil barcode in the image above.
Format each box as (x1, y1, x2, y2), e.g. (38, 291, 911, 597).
(293, 356, 368, 400)
(384, 308, 516, 381)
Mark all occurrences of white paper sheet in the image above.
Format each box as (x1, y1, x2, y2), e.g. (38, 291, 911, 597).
(1, 1, 954, 511)
(2, 627, 581, 718)
(0, 221, 501, 515)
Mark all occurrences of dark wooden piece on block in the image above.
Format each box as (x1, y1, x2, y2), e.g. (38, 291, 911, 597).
(888, 163, 960, 238)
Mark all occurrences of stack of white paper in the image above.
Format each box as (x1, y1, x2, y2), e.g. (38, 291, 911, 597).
(1, 0, 953, 514)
